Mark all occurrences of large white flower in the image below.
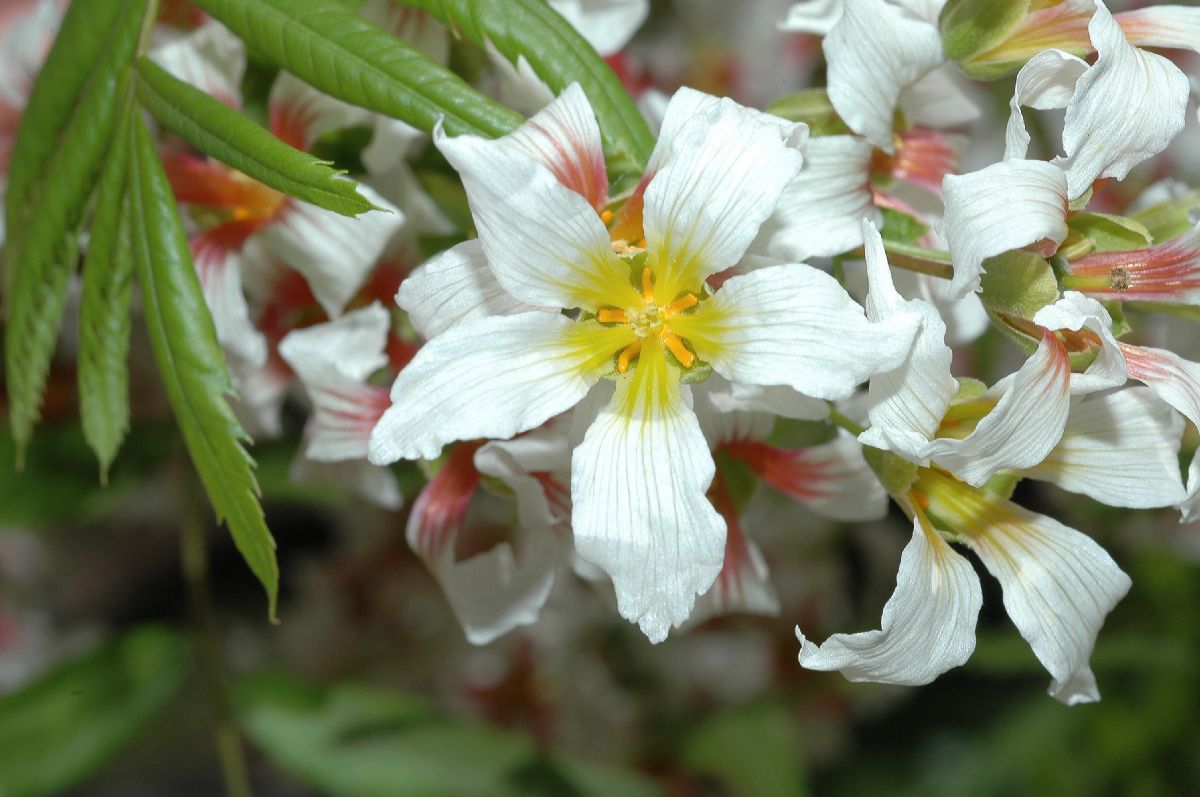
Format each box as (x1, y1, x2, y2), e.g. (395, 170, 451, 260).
(370, 84, 919, 642)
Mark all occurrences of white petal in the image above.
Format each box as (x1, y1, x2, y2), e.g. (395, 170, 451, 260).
(362, 116, 424, 174)
(923, 332, 1071, 486)
(278, 301, 390, 383)
(778, 0, 843, 35)
(229, 356, 291, 440)
(368, 313, 608, 463)
(674, 264, 919, 401)
(706, 382, 830, 422)
(360, 1, 448, 64)
(0, 0, 60, 110)
(1032, 291, 1128, 393)
(643, 93, 806, 294)
(289, 455, 403, 510)
(691, 380, 775, 449)
(1003, 49, 1088, 161)
(249, 185, 403, 318)
(824, 0, 943, 152)
(474, 426, 572, 535)
(150, 18, 245, 106)
(486, 50, 556, 118)
(858, 219, 957, 456)
(797, 518, 981, 685)
(397, 240, 539, 339)
(192, 236, 268, 367)
(786, 431, 889, 522)
(1028, 386, 1185, 508)
(693, 515, 779, 621)
(570, 347, 725, 643)
(1117, 6, 1200, 54)
(756, 135, 877, 261)
(964, 502, 1130, 704)
(435, 102, 628, 311)
(547, 0, 648, 56)
(940, 158, 1069, 297)
(268, 71, 375, 150)
(900, 63, 981, 131)
(892, 269, 990, 346)
(1052, 2, 1190, 199)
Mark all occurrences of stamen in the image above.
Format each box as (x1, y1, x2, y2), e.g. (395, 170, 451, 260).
(617, 340, 642, 373)
(597, 307, 629, 324)
(661, 293, 698, 318)
(600, 209, 614, 225)
(641, 265, 655, 302)
(662, 331, 696, 368)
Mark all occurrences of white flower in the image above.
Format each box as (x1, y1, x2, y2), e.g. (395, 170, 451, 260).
(369, 84, 919, 642)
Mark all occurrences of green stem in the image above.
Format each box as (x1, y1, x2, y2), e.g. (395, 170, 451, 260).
(181, 474, 255, 797)
(826, 406, 866, 437)
(137, 0, 162, 55)
(880, 241, 955, 280)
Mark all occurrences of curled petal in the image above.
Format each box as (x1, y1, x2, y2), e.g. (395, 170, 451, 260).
(797, 517, 981, 686)
(1032, 291, 1128, 394)
(1004, 49, 1088, 161)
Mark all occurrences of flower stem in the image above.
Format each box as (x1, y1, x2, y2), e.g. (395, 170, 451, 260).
(826, 406, 866, 436)
(881, 241, 956, 280)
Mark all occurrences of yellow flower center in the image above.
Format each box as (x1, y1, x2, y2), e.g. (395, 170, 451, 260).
(597, 265, 701, 374)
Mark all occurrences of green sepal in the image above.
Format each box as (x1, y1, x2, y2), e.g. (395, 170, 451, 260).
(189, 0, 524, 139)
(879, 207, 930, 246)
(862, 445, 919, 499)
(127, 112, 279, 621)
(980, 470, 1021, 501)
(978, 250, 1059, 320)
(135, 57, 377, 217)
(679, 362, 714, 385)
(939, 0, 1031, 77)
(765, 89, 849, 136)
(1067, 212, 1153, 254)
(953, 377, 988, 402)
(397, 0, 654, 175)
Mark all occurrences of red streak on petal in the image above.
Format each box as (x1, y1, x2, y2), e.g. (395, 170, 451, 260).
(165, 154, 288, 223)
(411, 441, 484, 561)
(874, 128, 959, 197)
(532, 471, 571, 532)
(1068, 231, 1200, 302)
(721, 439, 834, 503)
(525, 116, 609, 212)
(709, 468, 750, 602)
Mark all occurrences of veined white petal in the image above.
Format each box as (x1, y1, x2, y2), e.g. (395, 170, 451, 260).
(1028, 386, 1185, 508)
(192, 235, 268, 367)
(1117, 6, 1200, 54)
(643, 95, 806, 295)
(289, 454, 403, 510)
(824, 0, 943, 152)
(1004, 49, 1088, 161)
(778, 0, 841, 34)
(940, 158, 1069, 297)
(691, 380, 775, 450)
(859, 219, 957, 455)
(923, 332, 1071, 486)
(1053, 2, 1190, 200)
(435, 99, 631, 312)
(891, 269, 990, 346)
(963, 501, 1130, 704)
(475, 426, 572, 535)
(571, 343, 725, 643)
(362, 116, 424, 175)
(150, 18, 245, 107)
(757, 135, 877, 261)
(674, 264, 919, 402)
(268, 71, 374, 150)
(360, 1, 448, 64)
(901, 63, 981, 131)
(278, 301, 390, 383)
(785, 431, 889, 522)
(1032, 291, 1128, 393)
(548, 0, 648, 56)
(368, 313, 614, 463)
(397, 240, 539, 339)
(797, 517, 981, 685)
(250, 185, 403, 319)
(706, 382, 831, 422)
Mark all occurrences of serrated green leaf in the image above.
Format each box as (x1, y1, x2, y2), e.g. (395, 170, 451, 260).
(4, 0, 148, 461)
(0, 626, 187, 797)
(190, 0, 524, 140)
(78, 77, 137, 483)
(135, 57, 376, 217)
(127, 113, 279, 619)
(399, 0, 654, 174)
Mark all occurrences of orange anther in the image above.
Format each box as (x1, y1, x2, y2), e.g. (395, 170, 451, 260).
(662, 331, 695, 368)
(661, 293, 698, 319)
(597, 307, 629, 324)
(617, 340, 642, 373)
(600, 209, 614, 225)
(641, 265, 655, 302)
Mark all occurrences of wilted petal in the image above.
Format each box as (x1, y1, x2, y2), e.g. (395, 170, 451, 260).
(369, 314, 626, 462)
(1064, 223, 1200, 305)
(940, 158, 1069, 297)
(1004, 49, 1088, 161)
(1053, 2, 1190, 199)
(475, 426, 572, 535)
(571, 341, 725, 643)
(824, 0, 943, 152)
(397, 239, 539, 339)
(923, 332, 1071, 486)
(797, 517, 981, 685)
(671, 264, 919, 401)
(1028, 386, 1185, 508)
(757, 135, 877, 261)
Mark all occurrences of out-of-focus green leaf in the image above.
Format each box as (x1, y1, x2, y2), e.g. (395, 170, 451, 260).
(679, 703, 809, 797)
(1131, 191, 1200, 244)
(4, 0, 148, 462)
(127, 113, 279, 619)
(189, 0, 523, 139)
(78, 75, 137, 482)
(135, 57, 376, 216)
(879, 207, 930, 246)
(236, 675, 661, 797)
(0, 626, 187, 797)
(399, 0, 654, 174)
(766, 89, 848, 136)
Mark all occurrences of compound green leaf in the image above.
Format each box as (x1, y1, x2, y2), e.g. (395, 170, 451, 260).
(127, 112, 279, 619)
